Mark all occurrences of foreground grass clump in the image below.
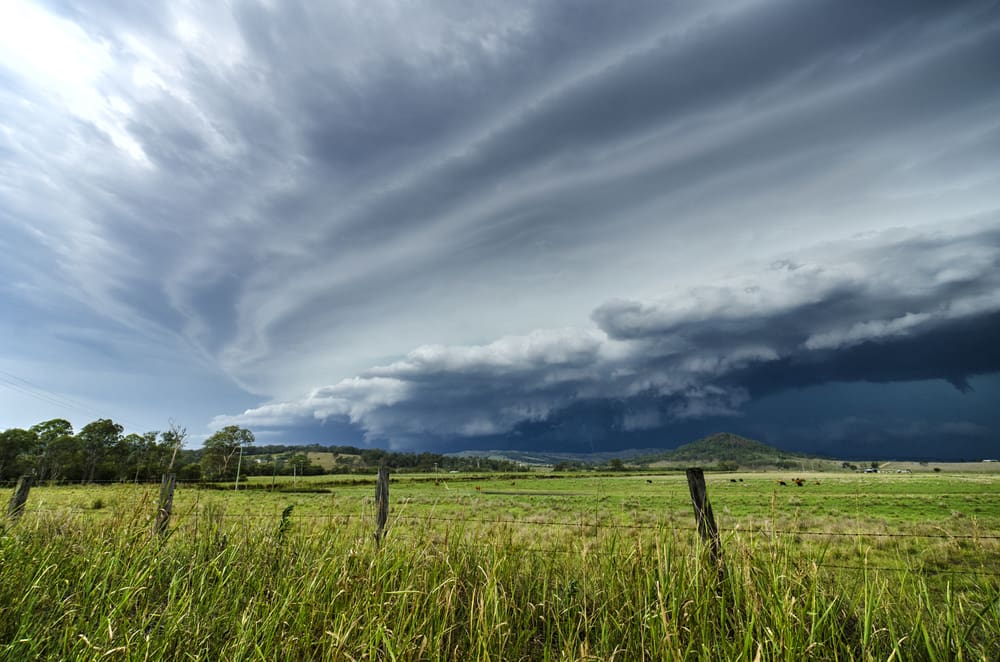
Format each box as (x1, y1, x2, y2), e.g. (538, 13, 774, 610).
(1, 502, 998, 661)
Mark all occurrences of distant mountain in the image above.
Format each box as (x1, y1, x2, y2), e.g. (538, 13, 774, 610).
(446, 448, 661, 466)
(634, 432, 807, 467)
(448, 433, 810, 468)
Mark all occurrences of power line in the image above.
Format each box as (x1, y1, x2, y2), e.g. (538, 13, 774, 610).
(0, 369, 100, 413)
(0, 375, 89, 414)
(0, 368, 143, 428)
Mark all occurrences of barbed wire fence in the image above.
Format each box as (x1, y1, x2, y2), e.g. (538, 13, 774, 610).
(5, 469, 1000, 580)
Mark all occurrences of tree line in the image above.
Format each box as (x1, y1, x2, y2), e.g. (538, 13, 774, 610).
(0, 418, 527, 483)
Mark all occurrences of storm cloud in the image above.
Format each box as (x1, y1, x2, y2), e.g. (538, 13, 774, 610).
(2, 1, 999, 454)
(218, 220, 1000, 450)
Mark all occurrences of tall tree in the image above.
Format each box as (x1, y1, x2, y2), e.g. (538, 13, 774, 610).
(30, 419, 74, 481)
(0, 427, 38, 481)
(113, 431, 163, 482)
(201, 425, 254, 480)
(78, 419, 124, 483)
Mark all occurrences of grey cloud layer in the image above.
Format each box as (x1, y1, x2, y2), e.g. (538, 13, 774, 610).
(218, 221, 1000, 444)
(3, 1, 999, 435)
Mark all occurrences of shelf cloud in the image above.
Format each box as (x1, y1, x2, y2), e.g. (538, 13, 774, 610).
(217, 221, 1000, 449)
(2, 0, 998, 455)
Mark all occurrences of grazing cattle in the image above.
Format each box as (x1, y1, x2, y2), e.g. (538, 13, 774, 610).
(646, 479, 653, 484)
(511, 481, 516, 486)
(778, 480, 788, 486)
(475, 486, 482, 493)
(730, 479, 737, 482)
(738, 478, 743, 482)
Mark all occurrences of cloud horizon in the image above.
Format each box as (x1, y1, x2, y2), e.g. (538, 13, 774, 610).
(2, 1, 999, 458)
(214, 219, 1000, 454)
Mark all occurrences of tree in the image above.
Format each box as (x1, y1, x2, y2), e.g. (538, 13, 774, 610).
(78, 419, 124, 483)
(113, 431, 163, 482)
(112, 432, 143, 481)
(161, 421, 187, 472)
(30, 419, 75, 481)
(0, 427, 38, 480)
(201, 425, 255, 480)
(286, 452, 314, 476)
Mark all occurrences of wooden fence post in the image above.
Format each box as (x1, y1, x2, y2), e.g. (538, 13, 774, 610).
(374, 465, 389, 546)
(154, 473, 176, 537)
(686, 468, 723, 569)
(7, 475, 32, 519)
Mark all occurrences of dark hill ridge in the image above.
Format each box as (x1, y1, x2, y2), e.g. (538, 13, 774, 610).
(635, 432, 807, 466)
(672, 432, 780, 458)
(450, 432, 810, 467)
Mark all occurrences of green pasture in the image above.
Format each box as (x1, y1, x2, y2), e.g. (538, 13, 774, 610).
(16, 470, 1000, 576)
(24, 468, 1000, 527)
(3, 470, 999, 660)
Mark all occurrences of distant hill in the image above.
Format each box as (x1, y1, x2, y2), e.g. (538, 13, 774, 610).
(447, 433, 811, 469)
(447, 448, 661, 467)
(635, 432, 808, 468)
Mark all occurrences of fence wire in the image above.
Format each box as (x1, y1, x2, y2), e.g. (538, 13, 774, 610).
(10, 505, 1000, 539)
(8, 477, 1000, 581)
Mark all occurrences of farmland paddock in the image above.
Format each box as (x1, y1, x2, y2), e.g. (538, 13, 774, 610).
(2, 470, 999, 660)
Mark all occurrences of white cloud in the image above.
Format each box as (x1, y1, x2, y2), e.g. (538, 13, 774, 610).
(219, 220, 1000, 443)
(805, 312, 933, 350)
(3, 1, 1000, 443)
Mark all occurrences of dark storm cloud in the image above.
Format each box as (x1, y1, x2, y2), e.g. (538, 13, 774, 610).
(227, 0, 677, 174)
(727, 313, 1000, 397)
(251, 0, 994, 253)
(220, 221, 1000, 448)
(195, 0, 1000, 395)
(594, 227, 1000, 347)
(3, 0, 1000, 440)
(740, 376, 1000, 460)
(12, 0, 998, 354)
(592, 224, 1000, 400)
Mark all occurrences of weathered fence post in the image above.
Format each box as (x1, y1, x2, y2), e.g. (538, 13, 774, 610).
(7, 475, 32, 519)
(154, 473, 176, 537)
(686, 468, 723, 569)
(374, 465, 389, 546)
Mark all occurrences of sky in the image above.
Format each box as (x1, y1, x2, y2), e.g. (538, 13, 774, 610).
(1, 0, 999, 459)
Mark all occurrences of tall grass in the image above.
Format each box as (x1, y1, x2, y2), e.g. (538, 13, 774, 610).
(1, 502, 998, 660)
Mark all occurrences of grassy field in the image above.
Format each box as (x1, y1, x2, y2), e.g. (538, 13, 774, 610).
(877, 460, 1000, 473)
(2, 469, 998, 660)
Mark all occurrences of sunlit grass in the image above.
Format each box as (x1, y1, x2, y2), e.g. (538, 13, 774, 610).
(2, 472, 998, 660)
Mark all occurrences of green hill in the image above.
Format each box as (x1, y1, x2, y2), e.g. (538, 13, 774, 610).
(636, 432, 807, 468)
